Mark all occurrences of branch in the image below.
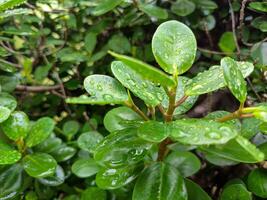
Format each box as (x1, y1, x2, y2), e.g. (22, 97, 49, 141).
(16, 84, 61, 92)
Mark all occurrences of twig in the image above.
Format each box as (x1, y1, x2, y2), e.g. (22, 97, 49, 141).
(204, 23, 214, 48)
(0, 59, 21, 68)
(175, 95, 188, 107)
(198, 47, 236, 55)
(238, 0, 249, 35)
(16, 84, 61, 92)
(83, 112, 97, 131)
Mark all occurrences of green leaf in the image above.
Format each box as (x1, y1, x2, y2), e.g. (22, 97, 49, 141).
(0, 164, 23, 199)
(0, 106, 11, 123)
(103, 106, 142, 132)
(204, 151, 238, 167)
(38, 165, 65, 187)
(152, 20, 197, 75)
(108, 34, 131, 54)
(251, 42, 267, 66)
(253, 111, 267, 122)
(108, 51, 175, 87)
(62, 120, 79, 139)
(247, 168, 267, 198)
(218, 32, 236, 53)
(50, 145, 76, 162)
(91, 0, 123, 16)
(0, 8, 32, 19)
(34, 135, 62, 153)
(200, 135, 265, 163)
(241, 118, 262, 139)
(96, 165, 140, 189)
(162, 76, 198, 115)
(85, 32, 97, 54)
(137, 121, 169, 143)
(0, 140, 21, 164)
(185, 179, 212, 200)
(72, 158, 99, 178)
(165, 151, 201, 177)
(1, 111, 29, 141)
(83, 75, 128, 105)
(26, 117, 55, 147)
(171, 0, 196, 17)
(23, 153, 57, 178)
(81, 187, 107, 200)
(220, 181, 252, 200)
(185, 61, 254, 96)
(0, 92, 17, 111)
(249, 2, 267, 12)
(94, 129, 152, 168)
(138, 3, 168, 19)
(169, 119, 238, 145)
(221, 57, 247, 103)
(0, 0, 26, 12)
(133, 162, 187, 200)
(111, 61, 164, 106)
(78, 131, 104, 153)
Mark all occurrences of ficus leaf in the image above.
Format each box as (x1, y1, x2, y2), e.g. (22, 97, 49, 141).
(111, 61, 164, 106)
(83, 75, 128, 105)
(152, 20, 197, 75)
(221, 57, 247, 103)
(169, 119, 238, 145)
(133, 162, 187, 200)
(108, 51, 176, 87)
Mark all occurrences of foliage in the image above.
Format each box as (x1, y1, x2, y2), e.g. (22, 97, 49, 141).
(0, 0, 267, 199)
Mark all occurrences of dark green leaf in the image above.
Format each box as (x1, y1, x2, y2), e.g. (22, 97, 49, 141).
(185, 179, 212, 200)
(249, 2, 267, 12)
(62, 120, 79, 139)
(152, 20, 197, 75)
(138, 3, 168, 19)
(71, 158, 99, 178)
(85, 32, 97, 54)
(220, 181, 252, 200)
(171, 0, 196, 17)
(247, 168, 267, 198)
(50, 145, 76, 162)
(77, 131, 104, 153)
(91, 0, 123, 16)
(34, 135, 62, 153)
(133, 162, 187, 200)
(81, 187, 107, 200)
(108, 34, 131, 54)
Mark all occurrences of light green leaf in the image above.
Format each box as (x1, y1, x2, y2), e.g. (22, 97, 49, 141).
(247, 168, 267, 198)
(218, 32, 236, 53)
(138, 3, 168, 19)
(78, 131, 104, 153)
(23, 153, 57, 178)
(221, 57, 247, 103)
(26, 117, 55, 147)
(94, 129, 152, 168)
(133, 162, 187, 200)
(185, 179, 212, 200)
(72, 158, 99, 178)
(83, 75, 128, 105)
(185, 61, 254, 96)
(0, 92, 17, 111)
(0, 140, 21, 165)
(200, 135, 265, 163)
(152, 20, 197, 75)
(103, 106, 142, 132)
(1, 111, 29, 141)
(169, 119, 238, 145)
(0, 0, 26, 12)
(111, 61, 164, 106)
(171, 0, 196, 17)
(91, 0, 123, 16)
(96, 165, 140, 189)
(137, 121, 169, 143)
(0, 106, 11, 123)
(108, 51, 176, 87)
(249, 2, 267, 12)
(165, 151, 201, 177)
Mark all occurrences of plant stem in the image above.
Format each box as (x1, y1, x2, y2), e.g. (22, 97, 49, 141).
(175, 95, 188, 107)
(165, 87, 177, 122)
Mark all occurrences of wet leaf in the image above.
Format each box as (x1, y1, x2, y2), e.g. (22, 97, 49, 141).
(220, 181, 252, 200)
(152, 20, 196, 75)
(0, 92, 17, 111)
(0, 105, 11, 123)
(38, 165, 65, 186)
(247, 168, 267, 198)
(50, 145, 76, 162)
(0, 140, 21, 164)
(77, 131, 103, 153)
(72, 158, 99, 178)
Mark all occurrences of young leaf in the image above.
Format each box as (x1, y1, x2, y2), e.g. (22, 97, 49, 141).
(23, 153, 57, 178)
(169, 119, 238, 145)
(247, 169, 267, 198)
(185, 61, 254, 96)
(0, 140, 21, 165)
(138, 3, 168, 19)
(83, 75, 128, 105)
(137, 121, 169, 143)
(71, 158, 99, 178)
(91, 0, 123, 16)
(108, 51, 176, 87)
(161, 76, 198, 115)
(152, 20, 197, 74)
(200, 135, 265, 163)
(94, 129, 152, 168)
(0, 106, 11, 123)
(165, 151, 201, 177)
(77, 131, 104, 153)
(0, 92, 17, 111)
(133, 162, 187, 200)
(81, 187, 107, 200)
(26, 117, 55, 147)
(104, 106, 142, 132)
(96, 165, 140, 189)
(1, 111, 29, 141)
(111, 61, 164, 106)
(221, 57, 247, 103)
(185, 179, 212, 200)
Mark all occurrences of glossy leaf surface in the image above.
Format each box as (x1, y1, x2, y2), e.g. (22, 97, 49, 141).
(78, 131, 104, 153)
(38, 165, 65, 186)
(72, 159, 99, 178)
(0, 140, 21, 164)
(91, 0, 123, 16)
(0, 105, 10, 123)
(185, 179, 212, 200)
(220, 182, 252, 200)
(0, 92, 17, 111)
(247, 168, 267, 198)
